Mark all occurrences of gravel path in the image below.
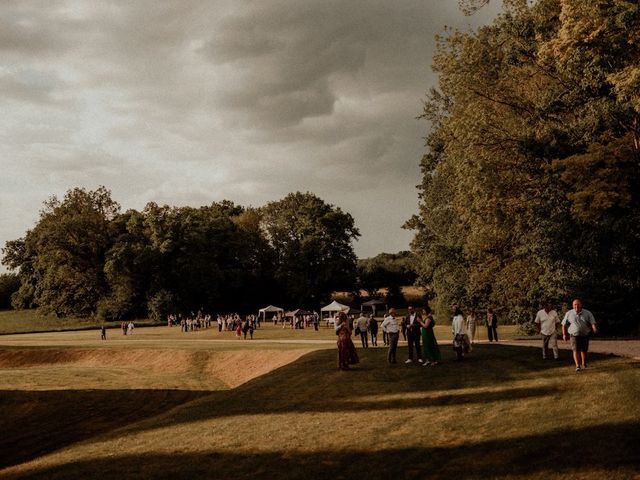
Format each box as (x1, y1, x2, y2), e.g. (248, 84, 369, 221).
(500, 338, 640, 360)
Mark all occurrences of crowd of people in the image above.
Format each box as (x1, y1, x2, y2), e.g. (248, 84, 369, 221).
(334, 298, 598, 373)
(100, 297, 597, 374)
(166, 312, 261, 339)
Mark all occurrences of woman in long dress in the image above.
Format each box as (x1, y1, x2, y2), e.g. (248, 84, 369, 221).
(466, 308, 477, 344)
(420, 306, 441, 366)
(335, 311, 359, 370)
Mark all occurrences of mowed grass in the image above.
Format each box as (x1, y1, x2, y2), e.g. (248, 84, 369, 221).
(0, 325, 638, 479)
(0, 307, 522, 341)
(0, 309, 161, 335)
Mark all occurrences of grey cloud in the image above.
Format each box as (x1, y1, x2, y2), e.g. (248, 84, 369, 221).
(0, 2, 71, 55)
(198, 0, 476, 130)
(0, 0, 503, 262)
(0, 69, 65, 105)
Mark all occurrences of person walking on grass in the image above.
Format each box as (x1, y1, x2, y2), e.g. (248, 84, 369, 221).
(381, 308, 400, 364)
(335, 311, 359, 370)
(420, 306, 441, 366)
(562, 298, 597, 372)
(369, 314, 378, 347)
(355, 313, 369, 348)
(242, 317, 251, 340)
(100, 325, 107, 341)
(535, 301, 560, 360)
(486, 308, 498, 342)
(404, 306, 423, 364)
(400, 315, 408, 341)
(452, 306, 470, 361)
(466, 308, 477, 344)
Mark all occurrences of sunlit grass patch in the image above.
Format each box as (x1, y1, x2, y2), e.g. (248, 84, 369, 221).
(0, 328, 637, 479)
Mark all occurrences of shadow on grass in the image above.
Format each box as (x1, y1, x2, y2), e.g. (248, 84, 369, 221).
(0, 344, 635, 472)
(6, 421, 640, 480)
(0, 389, 208, 469)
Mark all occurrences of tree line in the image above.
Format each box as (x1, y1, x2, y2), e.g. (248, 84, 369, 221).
(406, 0, 640, 333)
(1, 187, 360, 320)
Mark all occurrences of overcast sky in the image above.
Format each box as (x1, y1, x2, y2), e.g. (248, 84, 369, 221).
(0, 1, 500, 267)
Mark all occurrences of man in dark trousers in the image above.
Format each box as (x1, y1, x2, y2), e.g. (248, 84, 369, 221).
(404, 306, 423, 364)
(486, 308, 499, 342)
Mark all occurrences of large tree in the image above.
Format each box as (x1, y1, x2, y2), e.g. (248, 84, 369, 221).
(103, 202, 277, 320)
(260, 192, 360, 308)
(2, 186, 119, 317)
(408, 0, 640, 331)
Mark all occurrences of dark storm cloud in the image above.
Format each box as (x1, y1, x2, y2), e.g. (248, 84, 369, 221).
(0, 0, 502, 262)
(199, 0, 453, 129)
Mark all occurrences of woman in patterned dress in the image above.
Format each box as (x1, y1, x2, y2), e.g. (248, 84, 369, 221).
(335, 311, 359, 370)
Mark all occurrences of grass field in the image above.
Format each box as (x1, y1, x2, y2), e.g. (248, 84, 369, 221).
(0, 309, 162, 335)
(0, 323, 638, 479)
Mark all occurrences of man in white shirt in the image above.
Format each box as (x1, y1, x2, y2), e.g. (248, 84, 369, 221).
(381, 309, 400, 364)
(355, 314, 369, 348)
(562, 298, 597, 372)
(534, 301, 560, 360)
(451, 306, 469, 360)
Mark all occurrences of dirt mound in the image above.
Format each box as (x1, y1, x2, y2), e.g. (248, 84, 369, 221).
(0, 348, 192, 373)
(0, 347, 313, 388)
(205, 349, 312, 388)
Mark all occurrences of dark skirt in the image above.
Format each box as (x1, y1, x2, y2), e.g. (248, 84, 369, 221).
(337, 331, 359, 369)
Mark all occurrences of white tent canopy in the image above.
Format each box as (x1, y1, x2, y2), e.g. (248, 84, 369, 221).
(259, 305, 284, 313)
(320, 300, 350, 314)
(258, 305, 284, 321)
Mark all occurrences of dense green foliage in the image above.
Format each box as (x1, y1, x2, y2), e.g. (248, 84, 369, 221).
(261, 192, 360, 308)
(2, 188, 359, 319)
(408, 0, 640, 332)
(0, 273, 21, 310)
(357, 251, 418, 300)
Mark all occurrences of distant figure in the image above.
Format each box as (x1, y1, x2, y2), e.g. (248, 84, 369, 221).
(127, 321, 134, 335)
(466, 308, 477, 344)
(535, 301, 560, 360)
(562, 298, 597, 372)
(369, 314, 378, 347)
(400, 315, 407, 341)
(335, 311, 359, 370)
(242, 318, 254, 340)
(381, 308, 400, 364)
(452, 306, 470, 361)
(382, 321, 389, 347)
(486, 308, 498, 342)
(100, 325, 107, 341)
(420, 306, 440, 366)
(355, 314, 369, 348)
(121, 321, 127, 335)
(404, 306, 423, 364)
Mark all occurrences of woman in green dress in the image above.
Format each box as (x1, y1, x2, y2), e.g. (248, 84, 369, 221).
(420, 306, 441, 366)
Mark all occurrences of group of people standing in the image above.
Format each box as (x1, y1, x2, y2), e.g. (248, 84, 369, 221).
(334, 298, 598, 373)
(534, 298, 597, 372)
(335, 306, 442, 370)
(213, 313, 258, 339)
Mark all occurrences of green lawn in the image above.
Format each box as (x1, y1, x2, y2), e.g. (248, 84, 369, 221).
(0, 308, 522, 341)
(0, 309, 161, 335)
(0, 325, 637, 479)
